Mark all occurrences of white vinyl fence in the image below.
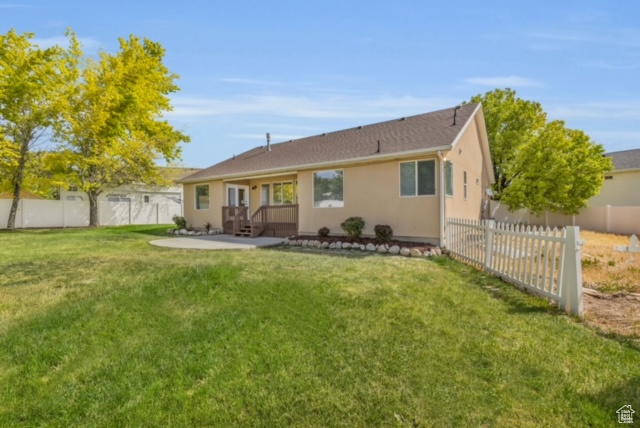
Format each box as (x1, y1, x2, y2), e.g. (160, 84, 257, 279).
(0, 199, 181, 229)
(446, 218, 583, 315)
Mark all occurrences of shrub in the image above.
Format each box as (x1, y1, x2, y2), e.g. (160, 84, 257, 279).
(204, 221, 212, 231)
(374, 224, 393, 243)
(318, 227, 330, 238)
(340, 216, 365, 239)
(172, 215, 187, 229)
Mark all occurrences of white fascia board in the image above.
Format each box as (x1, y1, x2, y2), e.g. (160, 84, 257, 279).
(178, 145, 453, 183)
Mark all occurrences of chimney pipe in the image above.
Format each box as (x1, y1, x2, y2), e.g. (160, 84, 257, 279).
(266, 133, 271, 151)
(453, 105, 461, 126)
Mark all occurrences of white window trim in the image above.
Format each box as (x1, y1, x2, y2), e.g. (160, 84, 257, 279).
(445, 160, 454, 198)
(398, 159, 437, 198)
(312, 169, 345, 209)
(195, 184, 210, 211)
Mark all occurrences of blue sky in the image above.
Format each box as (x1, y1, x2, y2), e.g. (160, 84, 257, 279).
(4, 0, 640, 168)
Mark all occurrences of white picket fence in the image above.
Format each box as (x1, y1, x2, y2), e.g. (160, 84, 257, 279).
(446, 218, 583, 315)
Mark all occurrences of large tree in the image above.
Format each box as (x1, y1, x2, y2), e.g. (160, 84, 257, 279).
(55, 34, 189, 226)
(469, 88, 612, 215)
(0, 30, 68, 228)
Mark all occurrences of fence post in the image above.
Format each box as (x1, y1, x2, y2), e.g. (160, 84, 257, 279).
(561, 226, 583, 316)
(484, 220, 495, 270)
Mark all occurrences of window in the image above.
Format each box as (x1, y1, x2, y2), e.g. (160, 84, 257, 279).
(66, 195, 83, 201)
(400, 160, 435, 196)
(272, 182, 293, 205)
(313, 169, 344, 208)
(463, 171, 468, 199)
(261, 184, 270, 206)
(143, 195, 150, 203)
(445, 161, 454, 197)
(195, 185, 209, 210)
(68, 185, 78, 192)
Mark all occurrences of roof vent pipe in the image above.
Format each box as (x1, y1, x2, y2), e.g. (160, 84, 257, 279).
(266, 133, 271, 151)
(453, 105, 461, 126)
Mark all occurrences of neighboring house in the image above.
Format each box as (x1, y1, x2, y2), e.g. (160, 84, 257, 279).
(178, 103, 495, 245)
(588, 148, 640, 206)
(57, 167, 200, 226)
(59, 167, 200, 208)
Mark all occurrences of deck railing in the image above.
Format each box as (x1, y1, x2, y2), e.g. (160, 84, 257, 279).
(222, 204, 298, 237)
(251, 204, 298, 237)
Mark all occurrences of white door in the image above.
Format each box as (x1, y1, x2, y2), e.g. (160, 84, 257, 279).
(227, 185, 250, 212)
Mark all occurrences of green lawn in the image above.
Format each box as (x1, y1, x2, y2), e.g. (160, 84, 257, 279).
(0, 226, 638, 426)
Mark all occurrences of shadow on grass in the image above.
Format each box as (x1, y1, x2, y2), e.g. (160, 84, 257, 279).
(431, 256, 562, 316)
(583, 376, 640, 424)
(265, 245, 379, 259)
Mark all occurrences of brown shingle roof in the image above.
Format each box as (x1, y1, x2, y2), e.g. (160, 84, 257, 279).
(181, 103, 479, 182)
(606, 148, 640, 171)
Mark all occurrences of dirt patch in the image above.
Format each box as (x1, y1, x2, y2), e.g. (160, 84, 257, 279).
(583, 288, 640, 342)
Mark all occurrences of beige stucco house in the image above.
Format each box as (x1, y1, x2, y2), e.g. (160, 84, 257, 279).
(588, 148, 640, 206)
(178, 103, 495, 246)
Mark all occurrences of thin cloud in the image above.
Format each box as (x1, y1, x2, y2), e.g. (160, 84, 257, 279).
(548, 101, 640, 120)
(214, 77, 286, 87)
(167, 94, 459, 121)
(230, 133, 305, 142)
(32, 35, 102, 52)
(463, 76, 543, 88)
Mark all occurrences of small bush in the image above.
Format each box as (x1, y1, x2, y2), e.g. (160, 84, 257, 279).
(341, 216, 365, 239)
(204, 222, 212, 231)
(318, 227, 330, 238)
(374, 224, 393, 243)
(172, 215, 187, 229)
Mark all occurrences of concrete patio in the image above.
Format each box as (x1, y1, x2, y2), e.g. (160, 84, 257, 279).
(149, 234, 286, 250)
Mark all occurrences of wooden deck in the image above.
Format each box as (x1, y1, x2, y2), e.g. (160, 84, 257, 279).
(222, 204, 298, 238)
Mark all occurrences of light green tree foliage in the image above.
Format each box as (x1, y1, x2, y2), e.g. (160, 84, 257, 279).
(469, 88, 612, 215)
(0, 30, 68, 228)
(55, 34, 189, 226)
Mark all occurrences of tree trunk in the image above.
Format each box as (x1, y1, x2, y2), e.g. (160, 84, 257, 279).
(6, 145, 28, 230)
(88, 191, 99, 227)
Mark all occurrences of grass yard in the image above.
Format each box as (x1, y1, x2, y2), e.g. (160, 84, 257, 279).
(1, 226, 639, 426)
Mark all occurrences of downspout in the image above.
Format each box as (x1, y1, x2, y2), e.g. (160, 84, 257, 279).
(438, 150, 446, 248)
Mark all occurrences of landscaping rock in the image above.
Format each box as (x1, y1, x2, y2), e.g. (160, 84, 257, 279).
(389, 245, 400, 254)
(410, 248, 423, 257)
(321, 241, 330, 249)
(329, 242, 336, 249)
(336, 242, 342, 249)
(366, 243, 377, 251)
(400, 247, 411, 256)
(187, 231, 196, 236)
(424, 250, 433, 257)
(342, 243, 352, 249)
(179, 229, 188, 235)
(433, 247, 442, 256)
(283, 238, 290, 245)
(377, 244, 388, 253)
(302, 240, 309, 247)
(359, 244, 366, 251)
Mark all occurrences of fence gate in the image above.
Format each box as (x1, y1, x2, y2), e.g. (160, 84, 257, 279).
(446, 218, 583, 315)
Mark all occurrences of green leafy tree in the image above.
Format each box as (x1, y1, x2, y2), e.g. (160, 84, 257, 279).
(0, 30, 69, 228)
(468, 88, 612, 215)
(55, 33, 189, 226)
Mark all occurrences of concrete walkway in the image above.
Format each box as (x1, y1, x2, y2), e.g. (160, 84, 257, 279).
(149, 234, 286, 250)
